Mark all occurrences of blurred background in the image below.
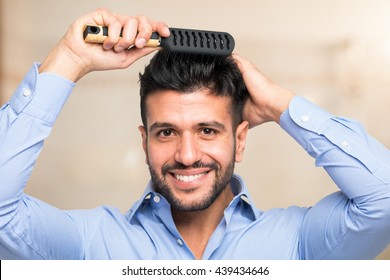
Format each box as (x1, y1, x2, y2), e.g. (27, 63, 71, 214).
(1, 0, 389, 259)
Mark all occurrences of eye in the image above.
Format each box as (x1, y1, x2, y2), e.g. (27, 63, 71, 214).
(159, 129, 174, 137)
(201, 128, 216, 135)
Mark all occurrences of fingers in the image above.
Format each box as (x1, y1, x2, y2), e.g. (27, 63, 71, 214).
(87, 9, 169, 52)
(89, 8, 123, 50)
(116, 15, 170, 50)
(232, 53, 248, 73)
(232, 53, 295, 125)
(232, 53, 273, 95)
(119, 46, 158, 68)
(45, 8, 168, 82)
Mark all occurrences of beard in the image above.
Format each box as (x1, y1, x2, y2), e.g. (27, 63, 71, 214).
(148, 156, 235, 212)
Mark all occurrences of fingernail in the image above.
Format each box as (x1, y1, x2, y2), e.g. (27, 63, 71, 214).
(103, 43, 113, 50)
(164, 26, 170, 36)
(115, 46, 124, 52)
(136, 38, 146, 48)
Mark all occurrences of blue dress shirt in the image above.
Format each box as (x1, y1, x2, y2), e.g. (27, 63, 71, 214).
(0, 63, 389, 259)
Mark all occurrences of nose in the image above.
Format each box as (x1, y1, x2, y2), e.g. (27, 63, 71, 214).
(174, 132, 202, 166)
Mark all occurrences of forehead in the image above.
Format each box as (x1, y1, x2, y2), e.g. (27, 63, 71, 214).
(145, 89, 232, 128)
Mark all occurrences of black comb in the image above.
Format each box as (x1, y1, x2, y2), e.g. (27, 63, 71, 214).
(83, 25, 235, 56)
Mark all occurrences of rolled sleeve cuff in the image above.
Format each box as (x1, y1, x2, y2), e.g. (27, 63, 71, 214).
(10, 63, 75, 126)
(280, 96, 390, 185)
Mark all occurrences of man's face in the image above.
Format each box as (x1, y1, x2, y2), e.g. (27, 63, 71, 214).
(139, 89, 248, 212)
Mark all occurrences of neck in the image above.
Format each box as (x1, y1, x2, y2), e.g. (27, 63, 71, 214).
(171, 185, 234, 259)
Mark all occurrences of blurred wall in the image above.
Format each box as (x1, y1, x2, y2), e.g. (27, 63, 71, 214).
(1, 0, 389, 259)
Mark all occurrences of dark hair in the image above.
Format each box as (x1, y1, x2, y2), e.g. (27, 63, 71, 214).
(139, 50, 248, 129)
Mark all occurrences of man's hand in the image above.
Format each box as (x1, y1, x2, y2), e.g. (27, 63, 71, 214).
(39, 8, 170, 82)
(233, 54, 295, 127)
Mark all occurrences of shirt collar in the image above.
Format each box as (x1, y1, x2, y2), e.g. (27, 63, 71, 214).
(126, 173, 259, 222)
(228, 174, 260, 220)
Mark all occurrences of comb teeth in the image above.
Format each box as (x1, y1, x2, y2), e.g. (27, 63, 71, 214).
(163, 28, 234, 55)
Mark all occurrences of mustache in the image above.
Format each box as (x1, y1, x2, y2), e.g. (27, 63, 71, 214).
(162, 161, 219, 176)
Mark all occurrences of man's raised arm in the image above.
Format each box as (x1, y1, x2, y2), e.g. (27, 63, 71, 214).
(0, 8, 169, 259)
(234, 54, 390, 259)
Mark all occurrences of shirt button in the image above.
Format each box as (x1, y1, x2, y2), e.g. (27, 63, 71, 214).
(301, 115, 310, 123)
(240, 195, 251, 204)
(177, 239, 183, 246)
(23, 88, 31, 97)
(153, 195, 160, 203)
(341, 140, 351, 149)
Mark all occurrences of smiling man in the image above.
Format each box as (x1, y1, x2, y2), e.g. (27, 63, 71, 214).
(137, 53, 250, 258)
(0, 9, 390, 260)
(142, 89, 239, 212)
(139, 52, 248, 214)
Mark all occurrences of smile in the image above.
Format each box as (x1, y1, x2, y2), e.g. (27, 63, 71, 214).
(174, 172, 207, 183)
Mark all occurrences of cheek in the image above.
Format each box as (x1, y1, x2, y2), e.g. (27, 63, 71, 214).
(199, 140, 235, 164)
(146, 137, 235, 168)
(204, 144, 228, 157)
(146, 142, 175, 167)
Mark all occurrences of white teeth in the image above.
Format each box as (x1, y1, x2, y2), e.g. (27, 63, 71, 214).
(175, 173, 206, 182)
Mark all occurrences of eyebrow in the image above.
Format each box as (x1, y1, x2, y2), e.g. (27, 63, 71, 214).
(148, 121, 227, 132)
(149, 122, 174, 132)
(197, 121, 226, 131)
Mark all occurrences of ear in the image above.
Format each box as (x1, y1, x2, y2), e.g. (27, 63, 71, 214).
(235, 121, 249, 163)
(138, 125, 149, 164)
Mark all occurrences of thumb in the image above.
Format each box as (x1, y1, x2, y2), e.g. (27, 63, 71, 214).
(118, 46, 158, 68)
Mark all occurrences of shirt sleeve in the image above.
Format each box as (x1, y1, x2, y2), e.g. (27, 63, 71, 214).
(0, 63, 84, 259)
(280, 96, 390, 259)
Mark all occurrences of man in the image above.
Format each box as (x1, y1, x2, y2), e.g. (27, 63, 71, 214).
(0, 8, 389, 259)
